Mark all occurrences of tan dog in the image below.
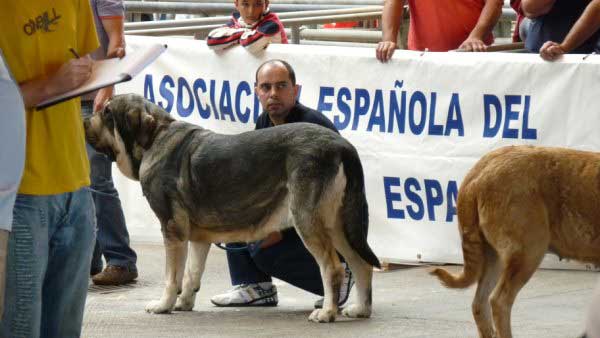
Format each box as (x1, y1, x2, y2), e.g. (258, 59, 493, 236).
(431, 145, 600, 338)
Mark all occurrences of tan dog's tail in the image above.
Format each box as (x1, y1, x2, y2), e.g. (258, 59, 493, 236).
(430, 186, 484, 288)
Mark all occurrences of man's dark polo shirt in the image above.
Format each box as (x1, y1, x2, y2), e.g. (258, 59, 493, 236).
(255, 102, 339, 134)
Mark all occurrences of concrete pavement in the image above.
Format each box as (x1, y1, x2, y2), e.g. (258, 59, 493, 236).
(82, 243, 598, 338)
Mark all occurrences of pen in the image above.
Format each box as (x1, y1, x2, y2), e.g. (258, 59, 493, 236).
(69, 48, 80, 59)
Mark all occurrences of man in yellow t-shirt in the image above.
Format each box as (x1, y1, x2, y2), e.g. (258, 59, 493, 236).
(0, 1, 100, 337)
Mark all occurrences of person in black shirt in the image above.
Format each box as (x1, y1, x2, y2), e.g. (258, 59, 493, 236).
(533, 0, 600, 60)
(522, 0, 600, 55)
(210, 60, 353, 309)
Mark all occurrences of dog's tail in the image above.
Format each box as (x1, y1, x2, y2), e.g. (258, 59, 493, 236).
(429, 184, 484, 288)
(340, 146, 381, 269)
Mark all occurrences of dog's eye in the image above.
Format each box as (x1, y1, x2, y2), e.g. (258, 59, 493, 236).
(102, 106, 112, 117)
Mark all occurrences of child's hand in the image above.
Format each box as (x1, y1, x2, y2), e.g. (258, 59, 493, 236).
(206, 27, 250, 50)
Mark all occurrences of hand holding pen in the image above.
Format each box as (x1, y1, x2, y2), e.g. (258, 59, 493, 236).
(48, 47, 94, 92)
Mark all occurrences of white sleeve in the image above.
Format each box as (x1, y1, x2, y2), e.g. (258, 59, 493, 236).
(0, 50, 25, 231)
(207, 26, 250, 50)
(240, 30, 273, 54)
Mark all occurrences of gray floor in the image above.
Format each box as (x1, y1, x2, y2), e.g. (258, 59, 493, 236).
(82, 243, 597, 338)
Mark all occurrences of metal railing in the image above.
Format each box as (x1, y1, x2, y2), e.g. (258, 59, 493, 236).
(295, 28, 380, 44)
(124, 1, 371, 15)
(283, 11, 380, 43)
(146, 0, 383, 4)
(125, 9, 383, 44)
(125, 6, 382, 30)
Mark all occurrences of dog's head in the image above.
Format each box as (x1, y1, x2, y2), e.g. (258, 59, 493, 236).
(84, 93, 174, 180)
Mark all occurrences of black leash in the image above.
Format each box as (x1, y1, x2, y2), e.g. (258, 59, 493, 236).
(214, 243, 250, 252)
(86, 187, 256, 253)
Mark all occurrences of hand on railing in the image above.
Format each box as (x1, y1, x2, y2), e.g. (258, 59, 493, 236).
(539, 41, 566, 61)
(376, 40, 397, 62)
(457, 37, 488, 52)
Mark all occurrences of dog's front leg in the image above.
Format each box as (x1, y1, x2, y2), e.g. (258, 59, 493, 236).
(146, 237, 188, 314)
(175, 241, 211, 311)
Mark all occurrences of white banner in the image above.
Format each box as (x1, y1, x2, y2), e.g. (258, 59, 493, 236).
(114, 35, 600, 268)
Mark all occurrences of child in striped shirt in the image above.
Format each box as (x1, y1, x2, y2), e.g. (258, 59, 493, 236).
(207, 0, 288, 53)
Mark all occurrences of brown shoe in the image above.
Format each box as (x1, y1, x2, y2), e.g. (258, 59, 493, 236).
(92, 265, 138, 286)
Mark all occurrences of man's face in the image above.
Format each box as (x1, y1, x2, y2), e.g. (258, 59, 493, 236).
(234, 0, 268, 25)
(255, 63, 299, 125)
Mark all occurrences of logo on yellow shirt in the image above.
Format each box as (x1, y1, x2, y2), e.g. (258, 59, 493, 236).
(23, 8, 61, 36)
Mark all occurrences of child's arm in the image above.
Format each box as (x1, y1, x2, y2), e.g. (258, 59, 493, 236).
(240, 19, 284, 53)
(207, 19, 248, 50)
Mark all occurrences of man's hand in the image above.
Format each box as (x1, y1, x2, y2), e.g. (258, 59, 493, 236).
(458, 37, 488, 52)
(112, 46, 125, 59)
(259, 231, 283, 249)
(0, 229, 9, 318)
(49, 57, 93, 93)
(94, 86, 114, 112)
(376, 41, 397, 62)
(539, 41, 566, 61)
(19, 56, 94, 109)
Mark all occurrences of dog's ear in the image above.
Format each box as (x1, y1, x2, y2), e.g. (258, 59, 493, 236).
(124, 107, 157, 149)
(137, 111, 157, 149)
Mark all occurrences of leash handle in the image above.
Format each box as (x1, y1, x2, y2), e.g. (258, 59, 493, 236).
(214, 243, 251, 252)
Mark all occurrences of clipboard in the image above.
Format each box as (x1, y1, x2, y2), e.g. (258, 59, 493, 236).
(36, 43, 167, 110)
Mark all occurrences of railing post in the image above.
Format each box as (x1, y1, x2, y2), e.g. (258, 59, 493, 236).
(291, 25, 301, 44)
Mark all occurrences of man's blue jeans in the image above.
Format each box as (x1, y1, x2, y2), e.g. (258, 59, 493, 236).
(0, 189, 95, 338)
(82, 101, 137, 273)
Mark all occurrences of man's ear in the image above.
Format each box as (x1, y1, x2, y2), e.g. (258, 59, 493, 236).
(136, 111, 157, 149)
(293, 84, 300, 100)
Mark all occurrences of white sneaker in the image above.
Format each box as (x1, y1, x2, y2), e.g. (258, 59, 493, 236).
(210, 282, 278, 307)
(314, 262, 355, 309)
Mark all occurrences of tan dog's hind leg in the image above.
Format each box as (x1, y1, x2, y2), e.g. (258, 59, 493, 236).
(489, 249, 546, 338)
(332, 232, 373, 319)
(175, 241, 211, 311)
(146, 225, 188, 314)
(472, 243, 501, 338)
(487, 207, 550, 338)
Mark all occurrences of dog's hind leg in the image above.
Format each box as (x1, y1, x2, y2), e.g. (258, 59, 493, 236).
(175, 241, 211, 311)
(489, 249, 545, 338)
(488, 213, 550, 338)
(301, 233, 343, 323)
(472, 242, 501, 338)
(332, 232, 373, 319)
(146, 221, 189, 314)
(288, 168, 343, 323)
(292, 210, 342, 322)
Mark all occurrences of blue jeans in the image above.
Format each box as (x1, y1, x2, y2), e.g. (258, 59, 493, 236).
(82, 101, 137, 273)
(226, 229, 325, 296)
(0, 189, 95, 338)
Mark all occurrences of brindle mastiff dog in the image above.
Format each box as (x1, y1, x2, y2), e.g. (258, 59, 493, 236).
(84, 93, 380, 323)
(431, 145, 600, 338)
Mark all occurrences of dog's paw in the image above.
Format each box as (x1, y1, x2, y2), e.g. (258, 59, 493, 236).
(145, 300, 173, 314)
(341, 304, 371, 318)
(174, 296, 195, 311)
(308, 308, 337, 323)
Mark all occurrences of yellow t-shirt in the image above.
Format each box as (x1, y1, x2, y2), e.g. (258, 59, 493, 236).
(0, 1, 100, 195)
